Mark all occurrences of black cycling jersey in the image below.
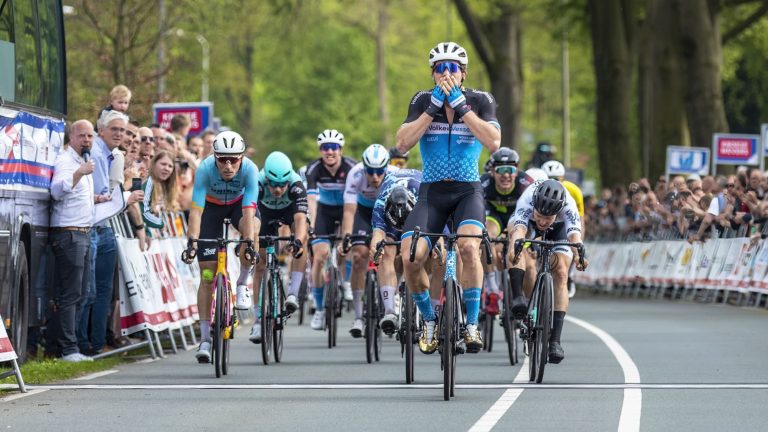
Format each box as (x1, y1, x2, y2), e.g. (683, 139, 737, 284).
(482, 172, 534, 214)
(305, 156, 357, 206)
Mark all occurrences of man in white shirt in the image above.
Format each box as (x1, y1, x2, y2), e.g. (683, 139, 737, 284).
(48, 119, 97, 363)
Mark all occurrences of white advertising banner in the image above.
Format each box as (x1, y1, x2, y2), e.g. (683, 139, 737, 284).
(0, 312, 18, 362)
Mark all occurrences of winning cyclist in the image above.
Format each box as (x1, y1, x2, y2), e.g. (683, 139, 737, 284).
(541, 160, 585, 298)
(396, 41, 501, 354)
(249, 151, 308, 343)
(305, 129, 357, 330)
(182, 131, 261, 363)
(340, 144, 396, 337)
(507, 179, 588, 363)
(481, 148, 533, 314)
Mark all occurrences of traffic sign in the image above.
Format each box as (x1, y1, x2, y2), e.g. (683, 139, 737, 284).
(152, 102, 213, 136)
(666, 146, 710, 178)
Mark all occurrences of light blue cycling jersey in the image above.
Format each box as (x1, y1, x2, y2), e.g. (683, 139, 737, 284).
(191, 155, 260, 210)
(372, 169, 422, 232)
(403, 88, 500, 183)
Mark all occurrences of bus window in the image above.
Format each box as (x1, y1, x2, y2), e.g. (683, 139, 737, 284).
(0, 0, 14, 101)
(37, 0, 65, 113)
(13, 0, 42, 109)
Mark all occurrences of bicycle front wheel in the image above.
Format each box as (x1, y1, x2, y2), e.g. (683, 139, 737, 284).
(365, 270, 377, 364)
(274, 272, 285, 363)
(325, 267, 337, 349)
(402, 281, 415, 383)
(213, 275, 225, 378)
(441, 280, 455, 401)
(261, 272, 273, 365)
(534, 272, 554, 384)
(501, 271, 518, 365)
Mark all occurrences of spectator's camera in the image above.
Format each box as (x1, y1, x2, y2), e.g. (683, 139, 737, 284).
(664, 191, 678, 204)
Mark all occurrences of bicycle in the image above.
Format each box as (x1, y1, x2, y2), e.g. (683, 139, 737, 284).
(491, 235, 519, 366)
(258, 233, 300, 365)
(186, 218, 255, 378)
(343, 234, 383, 364)
(512, 238, 585, 383)
(409, 226, 493, 401)
(311, 233, 344, 348)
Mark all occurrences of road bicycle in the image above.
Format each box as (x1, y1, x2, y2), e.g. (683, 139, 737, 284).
(512, 238, 585, 383)
(258, 232, 300, 365)
(491, 235, 519, 366)
(189, 218, 255, 378)
(312, 233, 344, 348)
(344, 234, 384, 364)
(409, 226, 492, 401)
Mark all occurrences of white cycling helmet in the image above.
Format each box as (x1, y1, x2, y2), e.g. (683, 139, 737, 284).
(317, 129, 345, 147)
(428, 41, 468, 68)
(541, 160, 566, 179)
(213, 131, 246, 155)
(362, 144, 390, 169)
(526, 167, 549, 182)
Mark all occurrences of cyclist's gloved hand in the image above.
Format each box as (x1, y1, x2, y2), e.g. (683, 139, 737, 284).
(181, 239, 197, 264)
(511, 239, 525, 265)
(575, 243, 589, 271)
(290, 239, 304, 259)
(447, 85, 470, 117)
(425, 85, 445, 117)
(341, 233, 352, 255)
(243, 240, 258, 265)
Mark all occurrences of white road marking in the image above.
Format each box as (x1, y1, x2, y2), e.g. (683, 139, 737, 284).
(468, 357, 529, 432)
(567, 315, 641, 432)
(4, 382, 768, 391)
(73, 369, 119, 381)
(0, 388, 48, 402)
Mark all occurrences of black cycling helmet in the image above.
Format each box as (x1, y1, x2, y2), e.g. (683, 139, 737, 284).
(385, 186, 416, 228)
(533, 179, 567, 216)
(389, 147, 409, 160)
(491, 147, 520, 166)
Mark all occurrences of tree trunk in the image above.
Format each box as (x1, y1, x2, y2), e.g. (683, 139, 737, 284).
(677, 0, 729, 147)
(376, 0, 391, 147)
(589, 0, 640, 187)
(640, 0, 686, 180)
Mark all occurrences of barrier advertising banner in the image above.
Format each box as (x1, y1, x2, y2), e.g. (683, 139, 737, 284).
(117, 236, 172, 334)
(0, 312, 17, 362)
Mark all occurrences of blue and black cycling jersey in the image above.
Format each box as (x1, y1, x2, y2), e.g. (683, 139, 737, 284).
(257, 171, 308, 213)
(404, 88, 500, 183)
(304, 156, 357, 206)
(372, 169, 422, 233)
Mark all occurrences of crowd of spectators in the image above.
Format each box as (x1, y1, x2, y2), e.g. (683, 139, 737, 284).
(38, 84, 224, 362)
(583, 168, 768, 243)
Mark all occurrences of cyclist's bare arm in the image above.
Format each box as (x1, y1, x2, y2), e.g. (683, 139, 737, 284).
(341, 202, 356, 239)
(459, 111, 501, 152)
(293, 211, 308, 247)
(187, 207, 203, 241)
(509, 224, 528, 267)
(307, 194, 318, 228)
(396, 114, 433, 154)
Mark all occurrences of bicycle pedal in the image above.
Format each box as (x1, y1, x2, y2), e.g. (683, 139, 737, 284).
(456, 341, 466, 354)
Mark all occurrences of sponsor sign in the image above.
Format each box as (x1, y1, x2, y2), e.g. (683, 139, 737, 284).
(0, 312, 17, 362)
(712, 133, 761, 172)
(0, 110, 65, 190)
(152, 102, 213, 136)
(666, 146, 710, 177)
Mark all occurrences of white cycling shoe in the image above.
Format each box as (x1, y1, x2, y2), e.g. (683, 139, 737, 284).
(342, 281, 353, 301)
(249, 322, 262, 344)
(196, 341, 211, 363)
(349, 318, 364, 338)
(285, 294, 299, 315)
(235, 284, 252, 310)
(310, 310, 325, 330)
(379, 313, 398, 335)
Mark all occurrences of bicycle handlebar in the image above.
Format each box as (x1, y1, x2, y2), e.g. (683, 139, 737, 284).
(407, 226, 494, 264)
(342, 234, 371, 254)
(373, 239, 401, 265)
(512, 238, 586, 268)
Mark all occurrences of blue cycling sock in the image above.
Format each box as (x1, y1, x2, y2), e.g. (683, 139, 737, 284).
(344, 259, 352, 282)
(412, 290, 435, 322)
(464, 287, 482, 325)
(313, 287, 324, 310)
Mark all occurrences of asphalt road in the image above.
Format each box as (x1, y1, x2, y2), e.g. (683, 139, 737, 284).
(3, 292, 768, 431)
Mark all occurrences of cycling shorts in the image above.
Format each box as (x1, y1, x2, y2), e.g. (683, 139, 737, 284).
(199, 198, 261, 262)
(258, 203, 299, 248)
(527, 221, 572, 259)
(312, 202, 343, 244)
(402, 181, 484, 250)
(485, 206, 513, 234)
(351, 205, 374, 247)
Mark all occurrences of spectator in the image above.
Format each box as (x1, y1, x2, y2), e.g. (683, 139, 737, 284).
(200, 130, 216, 158)
(140, 150, 179, 230)
(48, 119, 96, 362)
(170, 114, 191, 145)
(187, 135, 203, 159)
(747, 167, 765, 200)
(96, 85, 132, 129)
(525, 141, 556, 170)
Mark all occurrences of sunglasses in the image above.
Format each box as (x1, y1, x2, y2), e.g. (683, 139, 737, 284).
(215, 155, 242, 165)
(365, 167, 386, 176)
(434, 62, 461, 74)
(494, 165, 517, 175)
(320, 143, 341, 152)
(267, 180, 289, 188)
(140, 136, 155, 143)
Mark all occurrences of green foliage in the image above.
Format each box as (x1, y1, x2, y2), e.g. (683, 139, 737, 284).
(0, 356, 123, 387)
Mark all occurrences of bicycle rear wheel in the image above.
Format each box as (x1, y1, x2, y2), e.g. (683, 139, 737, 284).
(441, 280, 455, 401)
(534, 273, 553, 383)
(261, 272, 274, 365)
(326, 267, 337, 349)
(401, 282, 415, 383)
(365, 270, 376, 364)
(274, 272, 285, 363)
(213, 275, 225, 378)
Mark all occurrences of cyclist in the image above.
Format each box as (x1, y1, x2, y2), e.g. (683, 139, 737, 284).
(305, 129, 357, 330)
(248, 151, 308, 343)
(481, 148, 533, 314)
(340, 144, 396, 337)
(182, 131, 261, 363)
(507, 179, 588, 364)
(541, 160, 585, 298)
(396, 41, 501, 354)
(389, 147, 409, 169)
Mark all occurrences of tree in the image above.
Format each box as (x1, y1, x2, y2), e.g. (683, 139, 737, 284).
(454, 0, 524, 149)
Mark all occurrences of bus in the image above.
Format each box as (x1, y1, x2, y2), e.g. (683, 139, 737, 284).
(0, 0, 67, 362)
